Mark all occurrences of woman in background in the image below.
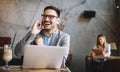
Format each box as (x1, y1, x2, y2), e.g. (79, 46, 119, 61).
(91, 34, 111, 57)
(90, 34, 111, 72)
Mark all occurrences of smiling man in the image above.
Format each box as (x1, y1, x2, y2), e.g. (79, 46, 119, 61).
(14, 6, 70, 60)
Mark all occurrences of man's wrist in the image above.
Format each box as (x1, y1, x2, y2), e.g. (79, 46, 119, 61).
(31, 30, 38, 35)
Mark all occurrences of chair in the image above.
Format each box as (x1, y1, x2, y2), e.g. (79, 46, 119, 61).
(0, 37, 11, 48)
(66, 54, 72, 68)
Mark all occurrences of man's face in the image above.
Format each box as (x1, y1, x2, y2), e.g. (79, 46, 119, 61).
(41, 9, 60, 31)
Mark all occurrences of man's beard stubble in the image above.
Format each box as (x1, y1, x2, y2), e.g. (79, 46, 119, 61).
(43, 21, 52, 32)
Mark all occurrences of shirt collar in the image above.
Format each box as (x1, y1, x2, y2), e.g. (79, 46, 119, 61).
(44, 29, 59, 37)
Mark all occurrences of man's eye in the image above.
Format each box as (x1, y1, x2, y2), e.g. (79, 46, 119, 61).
(49, 15, 54, 18)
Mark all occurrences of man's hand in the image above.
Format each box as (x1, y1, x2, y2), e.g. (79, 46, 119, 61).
(31, 20, 43, 34)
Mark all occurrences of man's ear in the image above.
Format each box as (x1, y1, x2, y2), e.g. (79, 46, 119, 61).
(59, 24, 64, 31)
(56, 18, 60, 25)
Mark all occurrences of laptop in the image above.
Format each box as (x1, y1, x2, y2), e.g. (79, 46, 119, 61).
(22, 45, 66, 68)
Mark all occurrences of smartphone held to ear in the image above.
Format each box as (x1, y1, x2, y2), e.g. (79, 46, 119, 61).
(38, 22, 44, 29)
(41, 25, 44, 29)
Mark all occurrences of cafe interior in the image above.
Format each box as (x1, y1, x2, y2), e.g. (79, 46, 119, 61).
(0, 0, 120, 72)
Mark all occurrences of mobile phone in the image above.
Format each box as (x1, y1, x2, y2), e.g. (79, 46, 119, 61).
(41, 22, 44, 29)
(38, 22, 44, 29)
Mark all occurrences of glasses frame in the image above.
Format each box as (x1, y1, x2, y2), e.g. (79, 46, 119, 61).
(41, 14, 58, 20)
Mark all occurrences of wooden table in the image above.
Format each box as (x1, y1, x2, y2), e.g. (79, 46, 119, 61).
(93, 56, 120, 72)
(92, 56, 120, 60)
(0, 66, 71, 72)
(85, 56, 120, 72)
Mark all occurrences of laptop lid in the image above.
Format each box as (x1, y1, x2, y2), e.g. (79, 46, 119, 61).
(22, 45, 66, 68)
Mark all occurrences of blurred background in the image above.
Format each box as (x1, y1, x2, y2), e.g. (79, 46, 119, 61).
(0, 0, 120, 72)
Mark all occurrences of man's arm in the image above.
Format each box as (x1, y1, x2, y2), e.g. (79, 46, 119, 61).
(61, 34, 70, 59)
(14, 20, 42, 57)
(14, 31, 36, 57)
(61, 34, 70, 47)
(60, 34, 70, 67)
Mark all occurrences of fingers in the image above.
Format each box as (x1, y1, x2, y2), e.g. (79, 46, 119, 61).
(34, 20, 42, 28)
(31, 20, 43, 34)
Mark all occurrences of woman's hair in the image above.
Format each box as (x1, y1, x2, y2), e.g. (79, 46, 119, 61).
(96, 34, 107, 49)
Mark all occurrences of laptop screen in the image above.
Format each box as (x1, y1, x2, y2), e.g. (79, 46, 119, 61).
(23, 45, 66, 68)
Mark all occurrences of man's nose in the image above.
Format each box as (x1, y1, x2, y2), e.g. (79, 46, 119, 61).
(44, 16, 50, 21)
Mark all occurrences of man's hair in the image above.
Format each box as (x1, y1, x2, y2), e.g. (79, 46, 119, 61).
(44, 6, 60, 17)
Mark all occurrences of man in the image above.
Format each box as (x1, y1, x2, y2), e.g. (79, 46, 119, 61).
(14, 6, 70, 60)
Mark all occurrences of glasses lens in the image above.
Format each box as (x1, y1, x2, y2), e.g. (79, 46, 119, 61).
(41, 14, 58, 19)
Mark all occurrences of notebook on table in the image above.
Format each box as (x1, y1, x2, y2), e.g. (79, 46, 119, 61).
(22, 45, 66, 69)
(92, 48, 103, 55)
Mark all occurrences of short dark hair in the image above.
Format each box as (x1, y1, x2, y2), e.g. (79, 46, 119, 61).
(44, 6, 60, 17)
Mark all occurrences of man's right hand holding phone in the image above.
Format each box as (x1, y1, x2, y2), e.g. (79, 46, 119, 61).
(31, 20, 43, 34)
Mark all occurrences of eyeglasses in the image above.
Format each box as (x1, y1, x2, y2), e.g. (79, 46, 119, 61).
(41, 14, 58, 19)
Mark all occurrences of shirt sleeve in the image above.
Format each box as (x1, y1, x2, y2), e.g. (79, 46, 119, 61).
(105, 43, 111, 56)
(61, 34, 70, 60)
(14, 31, 37, 57)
